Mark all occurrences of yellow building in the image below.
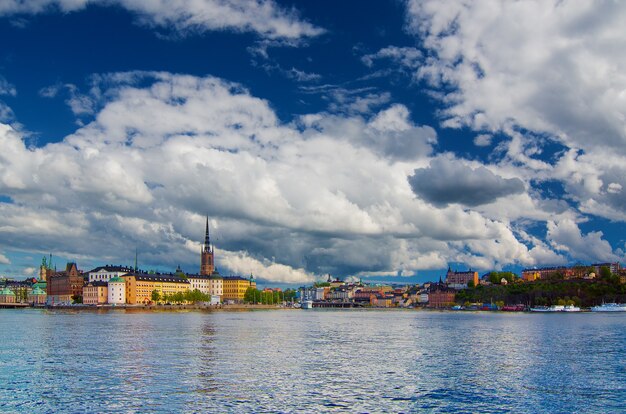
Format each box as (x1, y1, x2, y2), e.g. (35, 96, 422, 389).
(222, 276, 256, 303)
(83, 282, 108, 305)
(125, 273, 190, 305)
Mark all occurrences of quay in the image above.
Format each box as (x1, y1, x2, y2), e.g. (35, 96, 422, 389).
(0, 302, 30, 308)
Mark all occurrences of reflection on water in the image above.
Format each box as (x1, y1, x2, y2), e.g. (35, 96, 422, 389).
(0, 309, 624, 412)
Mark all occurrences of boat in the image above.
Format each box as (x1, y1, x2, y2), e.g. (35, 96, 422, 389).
(301, 300, 313, 309)
(451, 305, 464, 310)
(530, 305, 565, 312)
(563, 305, 581, 312)
(502, 304, 525, 312)
(591, 303, 626, 312)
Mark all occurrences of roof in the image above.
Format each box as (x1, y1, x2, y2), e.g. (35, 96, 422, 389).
(127, 273, 190, 284)
(87, 265, 134, 274)
(109, 275, 125, 283)
(0, 287, 14, 295)
(86, 281, 108, 287)
(223, 276, 252, 282)
(31, 287, 46, 295)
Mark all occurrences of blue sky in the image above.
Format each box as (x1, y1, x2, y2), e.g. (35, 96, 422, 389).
(1, 0, 625, 286)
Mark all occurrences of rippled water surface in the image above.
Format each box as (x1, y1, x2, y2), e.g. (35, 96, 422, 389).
(1, 309, 625, 413)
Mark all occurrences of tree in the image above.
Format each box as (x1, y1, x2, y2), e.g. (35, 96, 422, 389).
(71, 294, 83, 304)
(151, 290, 161, 303)
(185, 289, 210, 304)
(467, 280, 475, 288)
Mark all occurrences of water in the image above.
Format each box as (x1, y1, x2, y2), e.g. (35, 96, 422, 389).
(0, 309, 624, 413)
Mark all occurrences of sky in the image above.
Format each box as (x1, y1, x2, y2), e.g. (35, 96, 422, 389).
(1, 0, 626, 286)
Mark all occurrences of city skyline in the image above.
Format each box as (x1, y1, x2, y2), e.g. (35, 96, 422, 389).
(1, 1, 626, 284)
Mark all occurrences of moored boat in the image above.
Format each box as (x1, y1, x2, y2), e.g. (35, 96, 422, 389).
(591, 303, 626, 312)
(502, 304, 525, 312)
(563, 305, 581, 312)
(301, 300, 313, 309)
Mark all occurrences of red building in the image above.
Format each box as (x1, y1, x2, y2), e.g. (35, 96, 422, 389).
(428, 281, 456, 308)
(47, 262, 85, 304)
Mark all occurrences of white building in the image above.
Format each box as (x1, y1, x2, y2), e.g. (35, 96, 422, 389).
(87, 265, 133, 283)
(187, 274, 223, 302)
(108, 276, 126, 305)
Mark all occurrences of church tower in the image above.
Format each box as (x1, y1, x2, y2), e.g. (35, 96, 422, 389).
(200, 217, 215, 275)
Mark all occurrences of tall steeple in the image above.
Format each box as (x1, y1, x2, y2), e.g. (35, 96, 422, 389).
(204, 216, 212, 253)
(200, 216, 215, 275)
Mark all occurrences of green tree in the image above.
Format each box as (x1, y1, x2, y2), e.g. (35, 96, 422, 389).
(71, 294, 83, 304)
(151, 290, 161, 303)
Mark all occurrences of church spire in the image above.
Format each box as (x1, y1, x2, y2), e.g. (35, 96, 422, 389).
(204, 216, 211, 252)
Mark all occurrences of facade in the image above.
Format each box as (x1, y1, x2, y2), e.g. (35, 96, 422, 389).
(0, 287, 15, 303)
(521, 266, 572, 281)
(108, 276, 126, 305)
(125, 273, 190, 305)
(87, 265, 133, 283)
(222, 276, 256, 302)
(445, 267, 479, 289)
(428, 281, 456, 308)
(83, 281, 108, 305)
(47, 262, 84, 304)
(592, 262, 620, 275)
(200, 217, 215, 276)
(188, 274, 212, 295)
(28, 286, 47, 305)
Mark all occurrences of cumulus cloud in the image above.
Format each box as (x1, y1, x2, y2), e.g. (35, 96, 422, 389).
(404, 0, 626, 154)
(408, 157, 525, 207)
(0, 0, 324, 40)
(547, 219, 618, 262)
(0, 72, 574, 281)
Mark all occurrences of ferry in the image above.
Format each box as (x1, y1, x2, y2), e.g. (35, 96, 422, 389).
(301, 300, 313, 309)
(590, 303, 626, 312)
(563, 305, 581, 312)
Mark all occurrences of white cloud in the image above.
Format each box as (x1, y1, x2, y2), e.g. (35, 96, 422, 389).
(473, 134, 492, 147)
(361, 46, 422, 68)
(0, 0, 324, 40)
(0, 75, 16, 97)
(0, 72, 574, 281)
(404, 0, 626, 154)
(547, 219, 618, 262)
(0, 253, 10, 264)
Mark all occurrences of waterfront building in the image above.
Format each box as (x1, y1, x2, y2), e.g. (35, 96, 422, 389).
(222, 276, 256, 303)
(47, 262, 84, 304)
(125, 273, 189, 305)
(28, 286, 47, 305)
(108, 276, 126, 305)
(0, 286, 15, 303)
(188, 273, 223, 302)
(428, 279, 456, 308)
(328, 287, 353, 301)
(83, 281, 108, 305)
(87, 265, 133, 283)
(445, 266, 479, 289)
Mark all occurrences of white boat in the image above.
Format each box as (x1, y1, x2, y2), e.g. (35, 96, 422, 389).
(530, 305, 565, 312)
(563, 305, 581, 312)
(591, 303, 626, 312)
(301, 300, 313, 309)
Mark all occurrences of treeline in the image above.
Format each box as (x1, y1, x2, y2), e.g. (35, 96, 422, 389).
(243, 287, 297, 304)
(456, 279, 626, 307)
(151, 289, 211, 304)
